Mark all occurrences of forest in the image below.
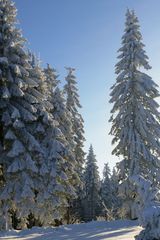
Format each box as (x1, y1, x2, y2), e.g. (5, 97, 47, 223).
(0, 1, 160, 240)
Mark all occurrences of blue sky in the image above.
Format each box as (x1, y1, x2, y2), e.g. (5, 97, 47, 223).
(14, 0, 160, 175)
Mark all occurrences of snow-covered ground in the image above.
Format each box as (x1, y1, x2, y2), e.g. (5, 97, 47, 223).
(0, 220, 142, 240)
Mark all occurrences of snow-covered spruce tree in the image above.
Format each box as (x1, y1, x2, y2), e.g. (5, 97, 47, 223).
(110, 9, 160, 181)
(109, 9, 160, 238)
(0, 0, 44, 230)
(50, 85, 82, 224)
(28, 58, 78, 226)
(64, 67, 85, 222)
(64, 67, 85, 179)
(50, 86, 79, 183)
(101, 164, 113, 211)
(83, 145, 102, 221)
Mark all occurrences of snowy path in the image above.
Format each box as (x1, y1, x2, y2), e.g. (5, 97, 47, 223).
(0, 220, 142, 240)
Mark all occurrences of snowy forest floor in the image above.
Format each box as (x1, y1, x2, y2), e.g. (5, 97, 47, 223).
(0, 220, 142, 240)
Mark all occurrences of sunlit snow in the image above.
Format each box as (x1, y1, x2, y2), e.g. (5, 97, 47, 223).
(0, 220, 142, 240)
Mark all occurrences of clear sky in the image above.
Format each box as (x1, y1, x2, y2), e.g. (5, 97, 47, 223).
(14, 0, 160, 176)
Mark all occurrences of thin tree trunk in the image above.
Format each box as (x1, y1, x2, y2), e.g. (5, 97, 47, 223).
(5, 210, 8, 231)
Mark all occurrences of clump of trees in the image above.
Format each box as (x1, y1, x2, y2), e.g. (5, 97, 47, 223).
(0, 0, 86, 230)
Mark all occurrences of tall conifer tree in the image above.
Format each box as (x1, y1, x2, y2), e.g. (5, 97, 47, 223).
(0, 0, 44, 229)
(83, 145, 102, 221)
(110, 9, 160, 179)
(64, 67, 85, 222)
(64, 67, 85, 180)
(110, 9, 160, 238)
(101, 164, 113, 210)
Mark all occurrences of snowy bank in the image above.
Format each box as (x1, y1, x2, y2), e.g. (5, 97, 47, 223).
(0, 220, 142, 240)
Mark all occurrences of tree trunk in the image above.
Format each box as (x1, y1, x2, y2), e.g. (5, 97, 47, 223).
(5, 210, 8, 231)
